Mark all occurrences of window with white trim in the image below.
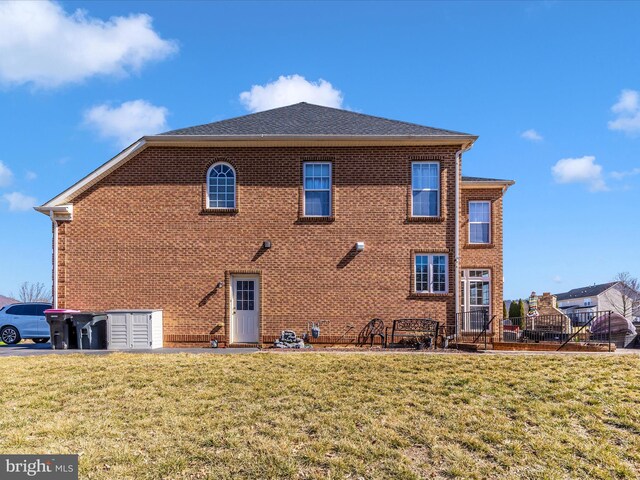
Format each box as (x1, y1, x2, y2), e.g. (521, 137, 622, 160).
(207, 162, 236, 208)
(411, 162, 439, 217)
(469, 201, 490, 244)
(303, 162, 331, 216)
(414, 254, 448, 293)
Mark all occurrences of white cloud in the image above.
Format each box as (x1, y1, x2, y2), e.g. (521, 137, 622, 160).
(551, 155, 608, 192)
(84, 100, 168, 147)
(2, 192, 37, 211)
(611, 89, 639, 114)
(0, 161, 13, 187)
(608, 89, 640, 135)
(239, 74, 344, 112)
(610, 167, 640, 180)
(25, 171, 37, 181)
(0, 1, 177, 88)
(521, 129, 543, 141)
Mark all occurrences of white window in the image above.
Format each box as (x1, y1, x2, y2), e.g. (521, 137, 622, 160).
(469, 201, 490, 244)
(303, 162, 331, 216)
(411, 162, 440, 217)
(584, 298, 592, 306)
(207, 162, 236, 208)
(414, 254, 448, 293)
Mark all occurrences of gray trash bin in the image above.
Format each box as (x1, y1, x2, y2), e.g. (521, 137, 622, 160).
(74, 313, 108, 349)
(44, 309, 107, 350)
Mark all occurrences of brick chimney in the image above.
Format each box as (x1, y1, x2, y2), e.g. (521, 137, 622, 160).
(533, 292, 572, 330)
(537, 292, 561, 314)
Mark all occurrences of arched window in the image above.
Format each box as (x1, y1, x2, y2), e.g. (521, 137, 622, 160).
(207, 162, 236, 209)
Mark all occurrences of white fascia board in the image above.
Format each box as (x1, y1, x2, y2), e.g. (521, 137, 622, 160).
(462, 180, 515, 191)
(145, 134, 479, 145)
(35, 140, 146, 211)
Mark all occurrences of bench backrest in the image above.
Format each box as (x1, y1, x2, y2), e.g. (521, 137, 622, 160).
(392, 318, 439, 333)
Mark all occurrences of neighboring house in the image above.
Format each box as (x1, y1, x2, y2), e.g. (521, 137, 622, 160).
(556, 282, 637, 320)
(0, 295, 18, 308)
(35, 102, 514, 347)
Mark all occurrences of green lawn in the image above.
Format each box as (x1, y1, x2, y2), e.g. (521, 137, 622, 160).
(1, 352, 639, 479)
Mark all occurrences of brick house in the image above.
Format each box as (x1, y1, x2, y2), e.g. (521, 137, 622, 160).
(35, 103, 513, 347)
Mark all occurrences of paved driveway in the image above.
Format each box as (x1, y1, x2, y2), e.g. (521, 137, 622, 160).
(0, 342, 258, 357)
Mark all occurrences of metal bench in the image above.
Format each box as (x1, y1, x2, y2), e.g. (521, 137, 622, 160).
(387, 318, 440, 349)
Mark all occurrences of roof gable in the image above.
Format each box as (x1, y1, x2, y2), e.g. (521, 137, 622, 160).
(555, 282, 618, 301)
(161, 102, 473, 137)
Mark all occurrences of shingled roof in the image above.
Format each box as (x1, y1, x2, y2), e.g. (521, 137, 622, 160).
(555, 282, 618, 301)
(462, 176, 515, 184)
(161, 102, 475, 137)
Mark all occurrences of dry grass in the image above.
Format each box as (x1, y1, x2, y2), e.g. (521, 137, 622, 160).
(1, 352, 639, 479)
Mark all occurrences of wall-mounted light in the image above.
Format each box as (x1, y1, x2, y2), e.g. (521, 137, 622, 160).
(263, 240, 272, 249)
(356, 242, 365, 252)
(216, 281, 224, 289)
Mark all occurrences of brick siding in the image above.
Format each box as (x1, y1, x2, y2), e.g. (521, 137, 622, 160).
(55, 145, 506, 346)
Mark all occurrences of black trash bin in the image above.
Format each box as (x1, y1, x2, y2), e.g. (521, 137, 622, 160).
(44, 310, 107, 350)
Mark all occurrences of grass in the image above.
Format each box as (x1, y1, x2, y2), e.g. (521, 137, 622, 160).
(1, 352, 639, 479)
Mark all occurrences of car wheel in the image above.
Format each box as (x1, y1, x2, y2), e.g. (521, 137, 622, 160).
(33, 338, 50, 344)
(1, 326, 21, 345)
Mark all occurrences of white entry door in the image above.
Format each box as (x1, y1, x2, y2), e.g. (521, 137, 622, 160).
(231, 276, 260, 343)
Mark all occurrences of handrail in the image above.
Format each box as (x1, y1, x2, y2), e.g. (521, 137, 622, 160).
(557, 311, 612, 351)
(473, 314, 497, 350)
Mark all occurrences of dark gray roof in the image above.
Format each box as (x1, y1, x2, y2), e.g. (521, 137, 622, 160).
(462, 176, 515, 183)
(556, 282, 618, 301)
(161, 102, 474, 137)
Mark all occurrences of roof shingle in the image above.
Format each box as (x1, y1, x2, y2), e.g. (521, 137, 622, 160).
(161, 102, 474, 137)
(555, 282, 618, 301)
(462, 176, 514, 183)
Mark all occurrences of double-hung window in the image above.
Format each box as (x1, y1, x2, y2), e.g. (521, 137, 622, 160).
(412, 162, 439, 217)
(414, 254, 448, 293)
(469, 201, 490, 244)
(303, 162, 331, 217)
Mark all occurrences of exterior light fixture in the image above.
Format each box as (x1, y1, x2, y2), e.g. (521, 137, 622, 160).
(216, 281, 224, 289)
(356, 242, 365, 252)
(263, 240, 272, 249)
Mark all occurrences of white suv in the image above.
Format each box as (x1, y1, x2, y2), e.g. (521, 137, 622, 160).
(0, 303, 52, 344)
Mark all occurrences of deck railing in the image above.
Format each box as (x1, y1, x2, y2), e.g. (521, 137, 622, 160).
(502, 311, 614, 351)
(454, 308, 496, 350)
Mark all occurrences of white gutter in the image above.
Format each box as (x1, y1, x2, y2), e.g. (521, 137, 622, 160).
(49, 210, 58, 309)
(145, 134, 478, 144)
(35, 205, 73, 308)
(454, 145, 473, 333)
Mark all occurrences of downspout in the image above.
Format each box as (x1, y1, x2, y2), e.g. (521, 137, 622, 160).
(49, 211, 58, 309)
(454, 143, 473, 338)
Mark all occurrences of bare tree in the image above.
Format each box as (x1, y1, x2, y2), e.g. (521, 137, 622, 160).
(13, 282, 52, 303)
(603, 272, 639, 318)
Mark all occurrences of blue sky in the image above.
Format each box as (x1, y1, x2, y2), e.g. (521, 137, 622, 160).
(0, 1, 638, 300)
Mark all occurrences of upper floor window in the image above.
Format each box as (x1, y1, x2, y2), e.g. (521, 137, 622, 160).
(412, 162, 439, 217)
(303, 162, 331, 216)
(207, 162, 236, 209)
(415, 253, 448, 293)
(469, 201, 490, 244)
(584, 298, 592, 306)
